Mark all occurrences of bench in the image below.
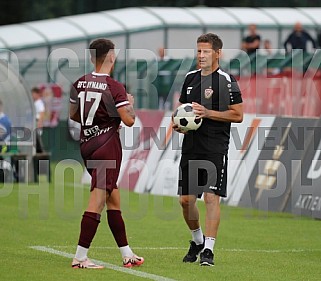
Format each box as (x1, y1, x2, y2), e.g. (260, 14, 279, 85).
(0, 153, 28, 182)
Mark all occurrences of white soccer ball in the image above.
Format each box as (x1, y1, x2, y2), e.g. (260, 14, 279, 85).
(173, 103, 202, 131)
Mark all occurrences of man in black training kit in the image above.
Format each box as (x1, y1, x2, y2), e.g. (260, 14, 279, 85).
(242, 24, 261, 55)
(173, 33, 243, 266)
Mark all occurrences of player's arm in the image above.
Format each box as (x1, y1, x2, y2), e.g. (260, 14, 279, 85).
(69, 84, 81, 123)
(36, 101, 45, 128)
(69, 103, 81, 123)
(117, 93, 135, 127)
(0, 124, 7, 139)
(192, 102, 243, 123)
(37, 111, 45, 128)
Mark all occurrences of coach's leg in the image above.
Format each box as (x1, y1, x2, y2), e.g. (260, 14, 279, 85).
(179, 195, 199, 229)
(204, 193, 220, 237)
(203, 192, 220, 252)
(180, 195, 204, 262)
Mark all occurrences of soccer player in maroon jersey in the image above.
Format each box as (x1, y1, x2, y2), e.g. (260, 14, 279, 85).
(69, 38, 144, 269)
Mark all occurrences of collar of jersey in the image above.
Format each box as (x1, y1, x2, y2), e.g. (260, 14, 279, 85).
(92, 72, 110, 76)
(201, 67, 220, 77)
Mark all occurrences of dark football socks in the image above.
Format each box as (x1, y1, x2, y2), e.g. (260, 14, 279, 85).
(78, 211, 101, 248)
(107, 210, 128, 247)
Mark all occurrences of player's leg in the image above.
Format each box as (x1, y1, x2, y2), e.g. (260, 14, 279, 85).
(106, 188, 144, 267)
(72, 187, 106, 269)
(91, 135, 143, 267)
(72, 141, 111, 269)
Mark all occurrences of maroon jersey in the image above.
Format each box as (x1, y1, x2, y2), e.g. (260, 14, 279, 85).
(70, 72, 129, 158)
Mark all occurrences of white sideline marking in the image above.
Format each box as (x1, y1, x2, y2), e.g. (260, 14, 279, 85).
(50, 246, 321, 253)
(221, 248, 321, 253)
(30, 246, 176, 281)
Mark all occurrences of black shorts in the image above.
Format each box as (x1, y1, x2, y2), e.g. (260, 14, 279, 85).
(178, 153, 228, 198)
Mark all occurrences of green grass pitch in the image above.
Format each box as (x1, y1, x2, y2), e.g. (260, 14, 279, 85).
(1, 161, 321, 281)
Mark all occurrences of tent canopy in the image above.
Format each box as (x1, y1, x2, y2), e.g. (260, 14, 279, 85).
(0, 7, 319, 51)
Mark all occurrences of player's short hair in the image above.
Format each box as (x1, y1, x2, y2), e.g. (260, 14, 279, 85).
(31, 87, 41, 94)
(0, 99, 3, 108)
(197, 33, 223, 51)
(89, 38, 115, 63)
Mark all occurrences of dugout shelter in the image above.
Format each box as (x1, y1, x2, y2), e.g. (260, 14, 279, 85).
(0, 60, 35, 182)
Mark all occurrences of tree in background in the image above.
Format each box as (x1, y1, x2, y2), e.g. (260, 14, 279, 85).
(0, 0, 74, 25)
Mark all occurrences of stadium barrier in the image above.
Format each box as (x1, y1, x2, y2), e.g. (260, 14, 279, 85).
(238, 71, 321, 117)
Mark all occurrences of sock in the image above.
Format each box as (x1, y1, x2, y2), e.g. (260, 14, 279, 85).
(204, 237, 216, 252)
(107, 210, 128, 247)
(76, 211, 101, 260)
(77, 212, 101, 249)
(119, 245, 134, 258)
(191, 227, 204, 245)
(75, 245, 89, 261)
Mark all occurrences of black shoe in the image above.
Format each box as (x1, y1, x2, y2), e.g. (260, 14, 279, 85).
(183, 240, 204, 263)
(200, 249, 214, 266)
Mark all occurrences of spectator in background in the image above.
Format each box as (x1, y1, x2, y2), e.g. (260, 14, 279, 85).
(0, 99, 11, 153)
(317, 30, 321, 48)
(158, 47, 171, 61)
(31, 87, 45, 153)
(157, 47, 171, 110)
(263, 39, 273, 56)
(259, 39, 275, 57)
(242, 24, 261, 55)
(284, 22, 316, 53)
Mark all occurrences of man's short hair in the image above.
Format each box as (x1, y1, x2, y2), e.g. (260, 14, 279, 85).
(31, 87, 41, 94)
(89, 39, 115, 63)
(197, 33, 223, 51)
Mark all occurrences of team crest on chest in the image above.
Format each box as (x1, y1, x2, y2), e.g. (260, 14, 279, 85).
(204, 87, 213, 99)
